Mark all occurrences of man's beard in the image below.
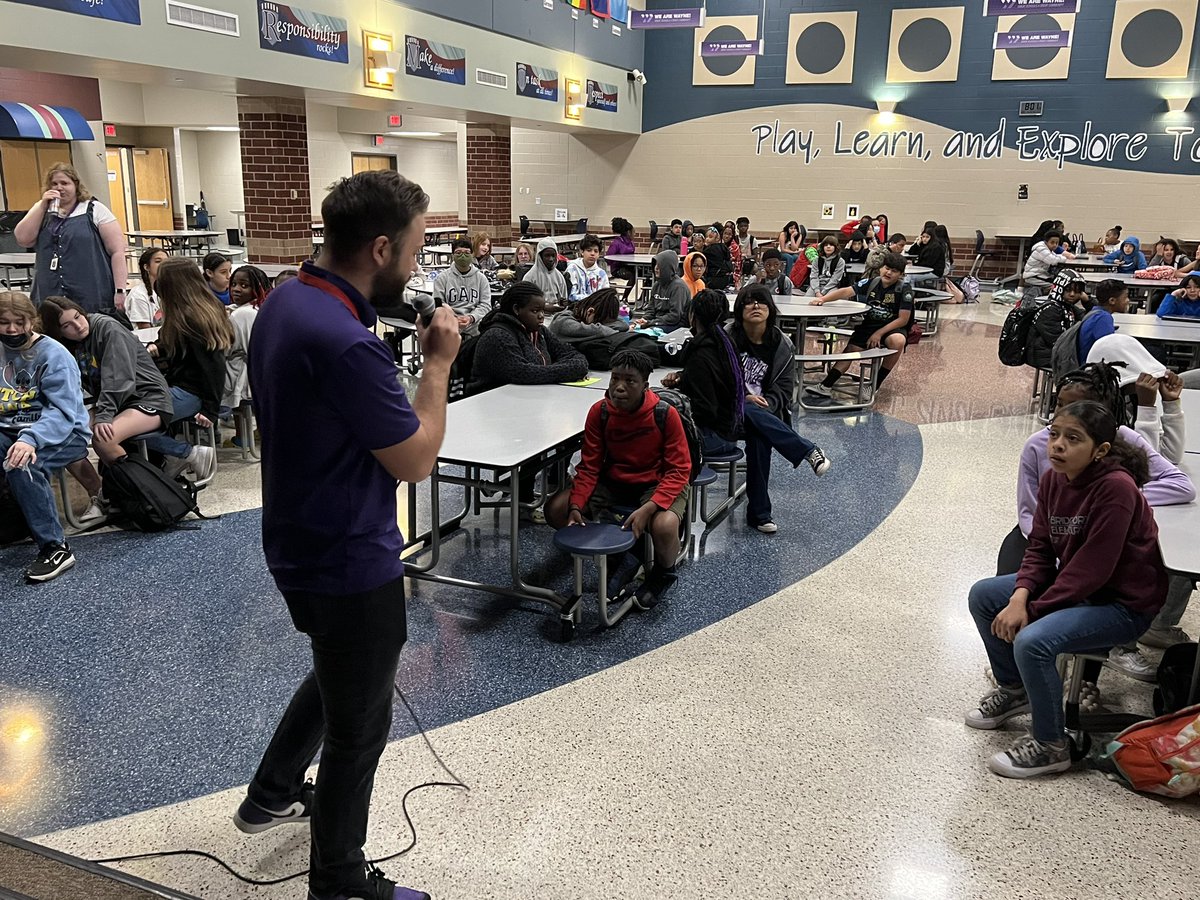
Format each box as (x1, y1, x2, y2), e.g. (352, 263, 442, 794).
(368, 268, 409, 309)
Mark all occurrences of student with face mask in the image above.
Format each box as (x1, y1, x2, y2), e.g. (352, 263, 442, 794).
(434, 237, 492, 335)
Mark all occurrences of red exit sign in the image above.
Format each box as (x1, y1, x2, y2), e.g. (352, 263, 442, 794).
(103, 123, 117, 138)
(388, 114, 402, 127)
(373, 134, 385, 147)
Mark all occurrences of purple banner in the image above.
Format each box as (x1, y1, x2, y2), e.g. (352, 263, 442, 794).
(700, 39, 760, 57)
(629, 8, 701, 29)
(994, 29, 1071, 49)
(984, 0, 1079, 15)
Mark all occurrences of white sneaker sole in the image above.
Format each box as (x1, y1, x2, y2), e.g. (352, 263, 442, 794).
(26, 555, 76, 583)
(987, 751, 1071, 779)
(964, 702, 1031, 730)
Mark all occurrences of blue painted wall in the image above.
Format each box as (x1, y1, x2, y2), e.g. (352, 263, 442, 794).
(642, 0, 1200, 175)
(391, 0, 644, 70)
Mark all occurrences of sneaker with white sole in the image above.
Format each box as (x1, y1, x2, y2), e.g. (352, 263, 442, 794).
(805, 447, 830, 476)
(188, 445, 216, 480)
(987, 734, 1071, 779)
(753, 521, 778, 534)
(804, 382, 833, 398)
(77, 495, 108, 523)
(1106, 647, 1157, 683)
(26, 542, 75, 582)
(1139, 626, 1193, 649)
(965, 685, 1030, 729)
(233, 781, 314, 834)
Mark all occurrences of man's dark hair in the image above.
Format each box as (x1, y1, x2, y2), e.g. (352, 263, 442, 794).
(761, 248, 783, 263)
(1095, 278, 1128, 306)
(451, 237, 472, 252)
(671, 218, 683, 228)
(880, 251, 908, 272)
(321, 171, 429, 263)
(579, 233, 602, 253)
(736, 216, 749, 227)
(610, 348, 654, 380)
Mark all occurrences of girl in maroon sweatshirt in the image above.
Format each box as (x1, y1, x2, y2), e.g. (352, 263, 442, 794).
(966, 400, 1167, 779)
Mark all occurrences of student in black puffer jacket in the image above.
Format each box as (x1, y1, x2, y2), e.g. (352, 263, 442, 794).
(1025, 268, 1086, 370)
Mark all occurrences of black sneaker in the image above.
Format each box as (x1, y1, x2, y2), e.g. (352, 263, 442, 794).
(233, 781, 314, 834)
(805, 447, 831, 476)
(633, 566, 678, 611)
(309, 865, 431, 900)
(26, 542, 75, 582)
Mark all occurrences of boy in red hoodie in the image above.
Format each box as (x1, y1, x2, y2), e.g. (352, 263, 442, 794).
(965, 400, 1167, 779)
(546, 349, 691, 609)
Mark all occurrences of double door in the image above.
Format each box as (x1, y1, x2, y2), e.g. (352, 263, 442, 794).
(106, 146, 175, 233)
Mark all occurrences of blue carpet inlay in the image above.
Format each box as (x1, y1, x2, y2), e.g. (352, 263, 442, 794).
(0, 411, 920, 836)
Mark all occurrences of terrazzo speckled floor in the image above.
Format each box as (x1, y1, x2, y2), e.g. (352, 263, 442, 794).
(4, 303, 1199, 899)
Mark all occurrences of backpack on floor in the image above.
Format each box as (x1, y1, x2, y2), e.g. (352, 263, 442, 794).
(998, 298, 1043, 367)
(1155, 642, 1200, 716)
(1099, 702, 1200, 799)
(102, 455, 202, 531)
(959, 275, 981, 304)
(906, 323, 923, 346)
(599, 388, 704, 482)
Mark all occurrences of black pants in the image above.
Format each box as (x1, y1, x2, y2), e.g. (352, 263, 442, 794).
(248, 576, 409, 896)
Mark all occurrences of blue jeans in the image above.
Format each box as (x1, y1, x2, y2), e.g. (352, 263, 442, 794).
(0, 431, 89, 548)
(141, 387, 202, 459)
(968, 574, 1152, 742)
(780, 252, 799, 276)
(742, 404, 815, 526)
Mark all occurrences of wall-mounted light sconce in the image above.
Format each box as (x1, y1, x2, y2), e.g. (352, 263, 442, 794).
(364, 30, 398, 90)
(875, 98, 898, 125)
(565, 78, 583, 120)
(1166, 96, 1191, 114)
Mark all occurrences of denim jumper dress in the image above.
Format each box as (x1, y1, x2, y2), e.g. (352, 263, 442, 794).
(32, 200, 115, 313)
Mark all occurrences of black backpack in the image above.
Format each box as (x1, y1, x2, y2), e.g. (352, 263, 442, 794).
(599, 388, 704, 482)
(997, 298, 1042, 367)
(450, 332, 481, 400)
(1154, 642, 1199, 716)
(576, 330, 661, 370)
(102, 455, 202, 531)
(1050, 307, 1104, 381)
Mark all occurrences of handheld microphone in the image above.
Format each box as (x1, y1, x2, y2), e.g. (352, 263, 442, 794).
(412, 291, 436, 326)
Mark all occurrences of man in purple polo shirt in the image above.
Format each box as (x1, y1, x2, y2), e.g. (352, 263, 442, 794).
(234, 171, 459, 900)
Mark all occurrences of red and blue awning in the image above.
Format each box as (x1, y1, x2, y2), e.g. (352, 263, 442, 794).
(0, 103, 94, 141)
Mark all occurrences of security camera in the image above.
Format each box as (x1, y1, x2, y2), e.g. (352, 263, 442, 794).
(628, 69, 647, 86)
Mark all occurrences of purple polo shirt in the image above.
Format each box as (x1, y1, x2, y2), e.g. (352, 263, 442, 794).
(249, 261, 420, 595)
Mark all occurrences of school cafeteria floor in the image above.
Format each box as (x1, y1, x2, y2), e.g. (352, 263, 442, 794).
(2, 301, 1197, 899)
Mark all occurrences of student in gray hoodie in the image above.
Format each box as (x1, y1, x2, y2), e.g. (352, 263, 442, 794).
(640, 250, 691, 330)
(548, 287, 631, 343)
(522, 237, 568, 308)
(434, 238, 493, 334)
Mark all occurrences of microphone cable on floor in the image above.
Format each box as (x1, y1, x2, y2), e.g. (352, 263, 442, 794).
(91, 686, 470, 886)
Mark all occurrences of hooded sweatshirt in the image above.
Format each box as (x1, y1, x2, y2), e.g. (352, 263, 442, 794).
(565, 256, 610, 303)
(1017, 459, 1167, 620)
(433, 261, 492, 333)
(1157, 288, 1200, 319)
(468, 310, 587, 394)
(809, 252, 845, 296)
(648, 250, 691, 329)
(547, 308, 629, 343)
(682, 251, 707, 297)
(1024, 268, 1082, 368)
(660, 231, 682, 254)
(522, 237, 568, 306)
(1103, 236, 1147, 274)
(0, 334, 91, 450)
(76, 313, 173, 425)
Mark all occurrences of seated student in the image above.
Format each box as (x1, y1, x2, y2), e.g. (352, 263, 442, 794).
(548, 287, 629, 343)
(913, 227, 946, 277)
(545, 348, 689, 609)
(660, 289, 742, 455)
(1150, 237, 1190, 271)
(469, 282, 587, 395)
(1158, 273, 1200, 318)
(1085, 335, 1186, 463)
(809, 251, 914, 395)
(1094, 225, 1123, 256)
(220, 265, 270, 423)
(202, 252, 232, 305)
(511, 242, 535, 273)
(967, 400, 1166, 778)
(608, 218, 637, 257)
(472, 231, 498, 274)
(722, 222, 744, 289)
(702, 227, 734, 292)
(755, 249, 792, 296)
(639, 250, 691, 330)
(523, 238, 569, 310)
(1103, 236, 1147, 274)
(566, 234, 610, 303)
(840, 232, 870, 266)
(1022, 229, 1068, 291)
(680, 220, 696, 257)
(661, 219, 683, 255)
(435, 238, 492, 335)
(682, 250, 707, 297)
(126, 248, 169, 328)
(727, 285, 829, 534)
(735, 217, 759, 280)
(1078, 278, 1127, 362)
(142, 258, 231, 480)
(1024, 269, 1085, 370)
(39, 297, 175, 515)
(998, 362, 1192, 684)
(807, 237, 845, 297)
(872, 214, 889, 244)
(272, 268, 298, 289)
(778, 221, 804, 275)
(0, 291, 91, 583)
(840, 215, 874, 242)
(888, 233, 908, 256)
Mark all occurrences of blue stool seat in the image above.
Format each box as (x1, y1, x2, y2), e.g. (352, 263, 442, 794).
(553, 523, 636, 556)
(691, 466, 718, 487)
(705, 448, 744, 464)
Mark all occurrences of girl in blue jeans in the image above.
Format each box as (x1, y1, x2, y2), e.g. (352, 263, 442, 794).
(726, 285, 829, 533)
(967, 400, 1166, 779)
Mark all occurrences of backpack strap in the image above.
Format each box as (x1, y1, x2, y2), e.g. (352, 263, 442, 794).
(652, 400, 668, 436)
